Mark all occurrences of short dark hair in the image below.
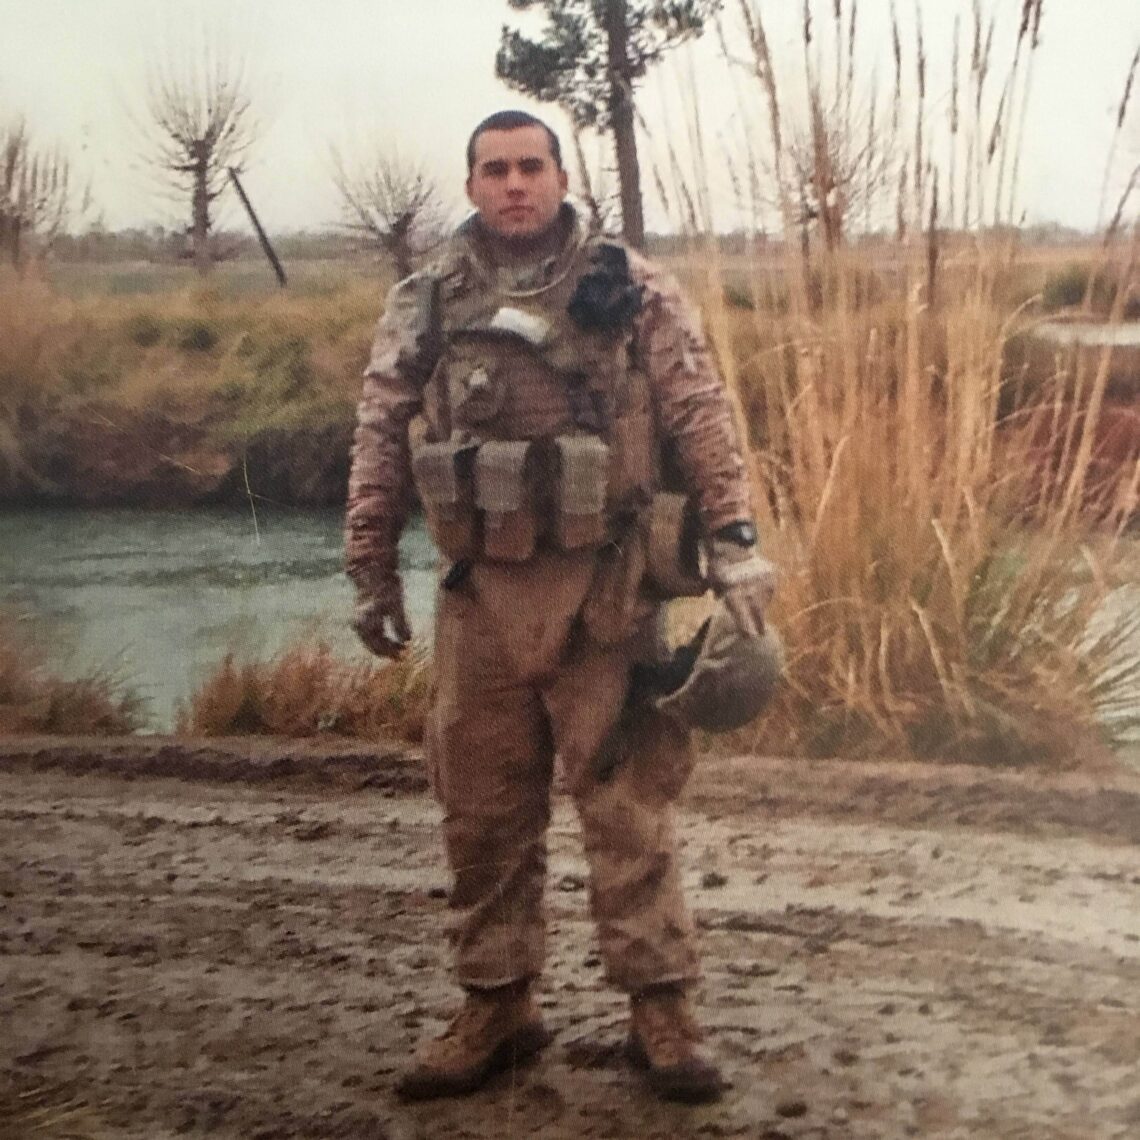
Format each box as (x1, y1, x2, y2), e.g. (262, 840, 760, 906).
(466, 110, 563, 174)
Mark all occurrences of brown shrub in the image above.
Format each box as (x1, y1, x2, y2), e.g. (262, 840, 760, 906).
(0, 614, 141, 735)
(177, 640, 430, 745)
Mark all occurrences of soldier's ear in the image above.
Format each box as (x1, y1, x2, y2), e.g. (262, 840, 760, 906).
(465, 176, 475, 204)
(558, 167, 569, 195)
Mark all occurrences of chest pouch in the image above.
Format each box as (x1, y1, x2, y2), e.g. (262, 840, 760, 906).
(475, 440, 537, 562)
(409, 416, 479, 562)
(554, 435, 610, 549)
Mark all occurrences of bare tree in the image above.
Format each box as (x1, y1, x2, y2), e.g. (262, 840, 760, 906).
(331, 147, 445, 280)
(786, 83, 894, 252)
(0, 118, 86, 268)
(726, 1, 897, 252)
(142, 41, 258, 275)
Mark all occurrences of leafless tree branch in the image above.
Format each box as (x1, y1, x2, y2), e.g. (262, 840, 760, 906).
(141, 36, 258, 274)
(330, 146, 446, 279)
(0, 118, 88, 268)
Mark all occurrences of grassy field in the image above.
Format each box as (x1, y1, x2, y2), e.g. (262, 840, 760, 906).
(38, 238, 1135, 311)
(45, 255, 388, 299)
(0, 262, 385, 492)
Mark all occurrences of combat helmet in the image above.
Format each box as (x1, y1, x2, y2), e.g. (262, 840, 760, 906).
(642, 603, 784, 733)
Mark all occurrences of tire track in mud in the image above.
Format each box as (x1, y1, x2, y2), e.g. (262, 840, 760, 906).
(2, 757, 1139, 1139)
(3, 737, 1138, 841)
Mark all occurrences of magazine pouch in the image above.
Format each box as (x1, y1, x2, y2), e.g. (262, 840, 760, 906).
(475, 440, 536, 562)
(554, 434, 610, 550)
(409, 418, 478, 562)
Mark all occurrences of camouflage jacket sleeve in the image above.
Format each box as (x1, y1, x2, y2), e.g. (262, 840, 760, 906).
(628, 251, 754, 534)
(344, 274, 436, 593)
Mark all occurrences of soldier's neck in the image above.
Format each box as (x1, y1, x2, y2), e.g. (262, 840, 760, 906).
(474, 209, 571, 270)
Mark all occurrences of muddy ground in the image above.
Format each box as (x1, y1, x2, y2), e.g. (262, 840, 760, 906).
(1, 738, 1138, 1139)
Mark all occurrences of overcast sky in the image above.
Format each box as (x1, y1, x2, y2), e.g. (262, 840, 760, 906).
(1, 0, 1138, 235)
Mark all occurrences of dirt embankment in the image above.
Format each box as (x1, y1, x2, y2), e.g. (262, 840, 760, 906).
(2, 738, 1139, 1139)
(7, 396, 1139, 512)
(6, 408, 353, 508)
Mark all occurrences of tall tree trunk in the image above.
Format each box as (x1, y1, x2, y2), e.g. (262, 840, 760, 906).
(604, 0, 645, 248)
(385, 234, 414, 282)
(821, 195, 842, 251)
(391, 214, 414, 281)
(191, 141, 211, 277)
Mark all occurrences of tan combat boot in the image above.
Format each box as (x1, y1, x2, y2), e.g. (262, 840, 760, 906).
(627, 985, 724, 1103)
(395, 983, 551, 1101)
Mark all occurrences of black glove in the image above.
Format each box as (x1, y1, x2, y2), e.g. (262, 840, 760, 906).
(352, 570, 411, 659)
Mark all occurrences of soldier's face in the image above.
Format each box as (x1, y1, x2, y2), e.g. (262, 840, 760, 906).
(466, 126, 569, 241)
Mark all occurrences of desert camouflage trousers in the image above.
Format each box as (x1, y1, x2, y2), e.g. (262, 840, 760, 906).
(424, 548, 700, 994)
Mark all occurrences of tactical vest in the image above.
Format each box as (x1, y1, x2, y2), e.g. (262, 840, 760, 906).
(409, 227, 659, 564)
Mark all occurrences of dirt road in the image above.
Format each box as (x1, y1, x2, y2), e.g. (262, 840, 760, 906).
(2, 738, 1138, 1139)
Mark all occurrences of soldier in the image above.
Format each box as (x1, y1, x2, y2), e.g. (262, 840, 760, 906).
(345, 109, 777, 1104)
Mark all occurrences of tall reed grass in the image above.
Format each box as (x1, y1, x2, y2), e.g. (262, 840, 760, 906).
(661, 0, 1140, 764)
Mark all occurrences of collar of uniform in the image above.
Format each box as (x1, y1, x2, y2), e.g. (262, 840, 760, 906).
(448, 201, 596, 298)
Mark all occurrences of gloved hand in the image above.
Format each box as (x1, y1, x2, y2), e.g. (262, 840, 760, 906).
(706, 536, 777, 639)
(352, 570, 411, 659)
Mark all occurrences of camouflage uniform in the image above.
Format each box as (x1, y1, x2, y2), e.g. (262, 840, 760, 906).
(346, 204, 752, 995)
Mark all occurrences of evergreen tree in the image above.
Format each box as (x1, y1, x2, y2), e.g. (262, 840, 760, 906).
(496, 0, 722, 247)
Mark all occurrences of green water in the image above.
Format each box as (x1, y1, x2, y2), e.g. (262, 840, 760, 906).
(0, 508, 438, 732)
(1, 508, 1137, 751)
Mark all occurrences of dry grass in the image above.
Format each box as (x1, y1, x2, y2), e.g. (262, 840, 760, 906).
(0, 265, 384, 493)
(655, 0, 1140, 767)
(0, 614, 141, 735)
(679, 234, 1140, 767)
(177, 640, 430, 745)
(708, 253, 1140, 764)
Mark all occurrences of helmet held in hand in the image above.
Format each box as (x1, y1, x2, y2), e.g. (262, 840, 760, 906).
(641, 602, 784, 733)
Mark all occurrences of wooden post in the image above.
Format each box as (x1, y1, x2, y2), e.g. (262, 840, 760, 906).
(227, 167, 288, 288)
